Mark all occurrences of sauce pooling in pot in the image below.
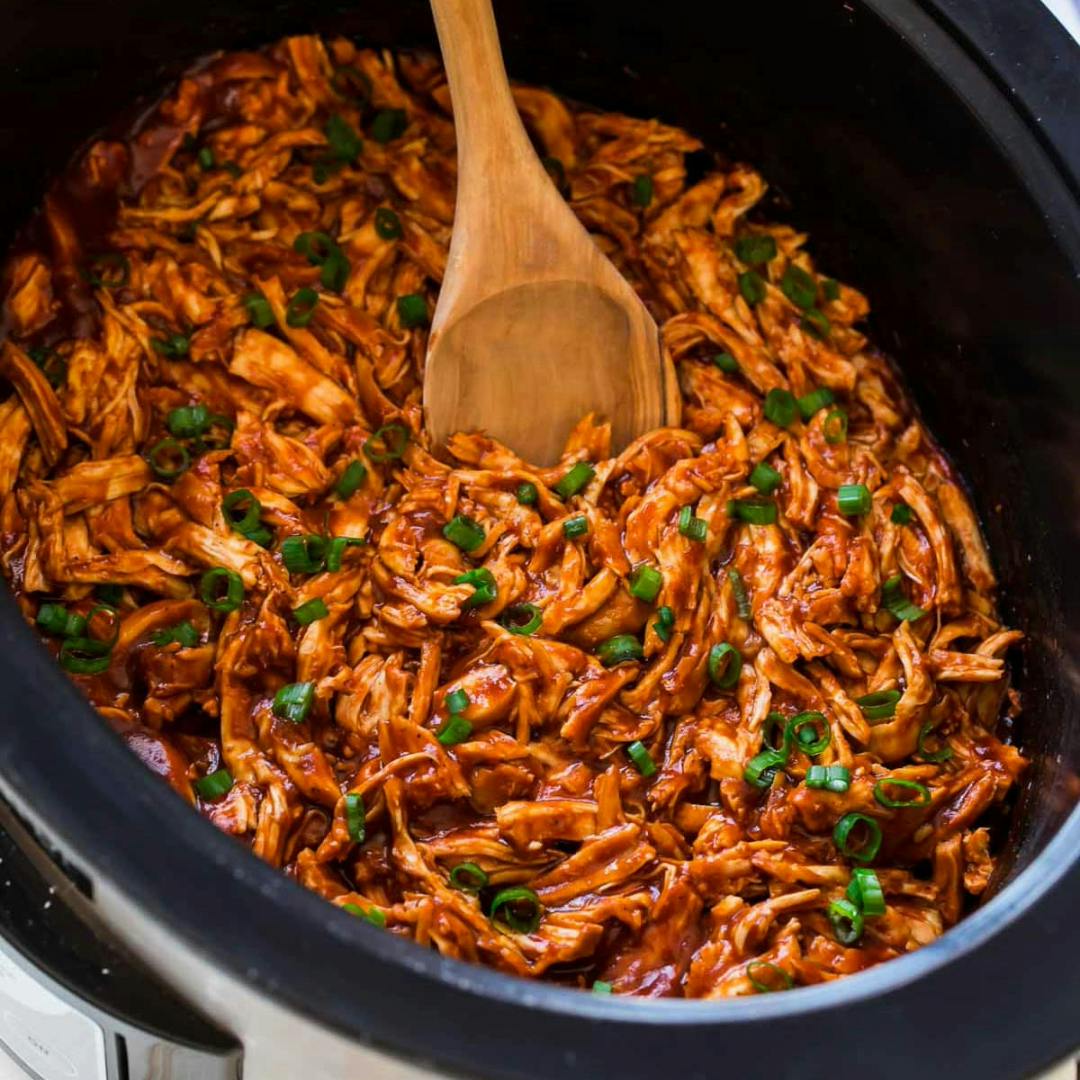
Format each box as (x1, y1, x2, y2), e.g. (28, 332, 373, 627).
(0, 34, 1025, 996)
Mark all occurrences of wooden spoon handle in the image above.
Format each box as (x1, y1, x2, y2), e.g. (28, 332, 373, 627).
(429, 0, 549, 211)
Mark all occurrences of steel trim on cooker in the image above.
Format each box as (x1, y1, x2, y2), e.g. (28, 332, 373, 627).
(0, 0, 1077, 1077)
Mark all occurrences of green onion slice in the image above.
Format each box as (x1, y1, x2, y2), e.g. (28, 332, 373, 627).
(801, 308, 831, 339)
(837, 483, 871, 516)
(167, 404, 209, 439)
(396, 293, 428, 329)
(563, 515, 588, 539)
(222, 489, 262, 536)
(554, 462, 595, 499)
(516, 482, 538, 506)
(746, 960, 793, 993)
(364, 423, 410, 463)
(592, 980, 613, 995)
(193, 769, 233, 800)
(325, 536, 364, 573)
(443, 514, 485, 552)
(243, 292, 275, 328)
(335, 459, 367, 499)
(729, 498, 777, 526)
(27, 346, 67, 388)
(293, 598, 329, 626)
(286, 287, 319, 328)
(499, 603, 543, 636)
(37, 603, 86, 639)
(489, 887, 543, 933)
(713, 351, 739, 373)
(146, 438, 190, 481)
(787, 711, 830, 756)
(763, 387, 797, 427)
(797, 386, 834, 420)
(199, 567, 244, 612)
(828, 897, 864, 946)
(345, 792, 365, 843)
(273, 681, 315, 724)
(873, 778, 931, 809)
(882, 574, 926, 622)
(846, 867, 886, 917)
(455, 567, 497, 608)
(450, 862, 488, 893)
(891, 503, 914, 525)
(780, 264, 817, 309)
(917, 720, 953, 763)
(749, 461, 781, 495)
(822, 278, 841, 301)
(151, 334, 190, 359)
(855, 689, 901, 721)
(734, 234, 777, 266)
(626, 740, 657, 778)
(678, 505, 708, 542)
(374, 206, 403, 240)
(293, 230, 339, 265)
(325, 114, 362, 162)
(728, 568, 751, 619)
(805, 764, 851, 792)
(320, 251, 350, 293)
(597, 634, 644, 666)
(197, 146, 215, 170)
(631, 174, 654, 207)
(823, 408, 848, 444)
(833, 813, 883, 864)
(437, 715, 472, 746)
(281, 535, 327, 575)
(653, 605, 674, 643)
(151, 621, 200, 648)
(708, 642, 742, 689)
(445, 688, 469, 715)
(738, 270, 766, 306)
(343, 903, 385, 927)
(744, 749, 784, 789)
(58, 637, 112, 675)
(371, 108, 407, 144)
(628, 564, 663, 603)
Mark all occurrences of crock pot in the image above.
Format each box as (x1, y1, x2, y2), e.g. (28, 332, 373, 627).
(0, 1, 1078, 1077)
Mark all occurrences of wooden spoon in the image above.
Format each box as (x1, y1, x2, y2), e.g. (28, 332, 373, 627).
(424, 0, 679, 465)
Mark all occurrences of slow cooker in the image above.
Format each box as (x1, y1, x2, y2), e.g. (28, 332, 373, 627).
(0, 1, 1078, 1077)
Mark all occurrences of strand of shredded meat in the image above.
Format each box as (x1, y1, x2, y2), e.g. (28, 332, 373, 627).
(0, 35, 1025, 997)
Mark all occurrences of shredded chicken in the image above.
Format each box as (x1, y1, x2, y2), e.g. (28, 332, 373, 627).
(0, 35, 1025, 997)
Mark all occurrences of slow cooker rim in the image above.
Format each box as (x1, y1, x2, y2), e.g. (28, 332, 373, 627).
(0, 0, 1077, 1074)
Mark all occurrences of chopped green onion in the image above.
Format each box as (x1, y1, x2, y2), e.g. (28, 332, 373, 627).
(437, 714, 472, 746)
(828, 897, 864, 946)
(855, 689, 901, 721)
(151, 334, 190, 359)
(167, 404, 209, 439)
(95, 584, 123, 607)
(84, 253, 129, 290)
(320, 250, 350, 292)
(286, 287, 319, 328)
(397, 293, 428, 329)
(450, 862, 488, 892)
(678, 505, 708, 542)
(151, 621, 200, 648)
(27, 346, 67, 388)
(631, 174, 653, 207)
(281, 535, 327, 574)
(554, 462, 595, 499)
(222, 489, 262, 536)
(325, 114, 362, 162)
(801, 308, 831, 339)
(445, 688, 469, 714)
(833, 813, 883, 864)
(805, 764, 851, 792)
(146, 438, 190, 481)
(345, 792, 365, 843)
(364, 423, 410, 463)
(243, 292, 275, 328)
(628, 564, 663, 603)
(728, 568, 751, 619)
(58, 637, 112, 675)
(846, 867, 886, 917)
(293, 598, 329, 626)
(343, 903, 385, 927)
(749, 461, 781, 495)
(626, 740, 657, 778)
(37, 603, 86, 639)
(746, 961, 793, 993)
(597, 634, 644, 666)
(516, 482, 538, 506)
(454, 568, 497, 608)
(273, 681, 315, 724)
(374, 206, 403, 240)
(891, 503, 914, 526)
(917, 720, 953, 763)
(823, 408, 848, 444)
(738, 270, 766, 306)
(199, 567, 244, 612)
(763, 711, 788, 752)
(873, 778, 931, 809)
(744, 749, 784, 789)
(194, 769, 233, 800)
(837, 483, 871, 516)
(563, 515, 589, 539)
(787, 711, 830, 756)
(653, 605, 675, 643)
(371, 108, 407, 144)
(822, 278, 841, 302)
(592, 980, 613, 995)
(325, 536, 364, 572)
(335, 459, 367, 499)
(797, 387, 834, 420)
(728, 498, 777, 526)
(734, 234, 777, 266)
(498, 603, 543, 636)
(489, 887, 543, 933)
(713, 351, 739, 373)
(293, 230, 340, 266)
(443, 514, 485, 552)
(763, 387, 797, 427)
(197, 146, 215, 170)
(780, 264, 817, 309)
(708, 642, 742, 689)
(882, 574, 926, 621)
